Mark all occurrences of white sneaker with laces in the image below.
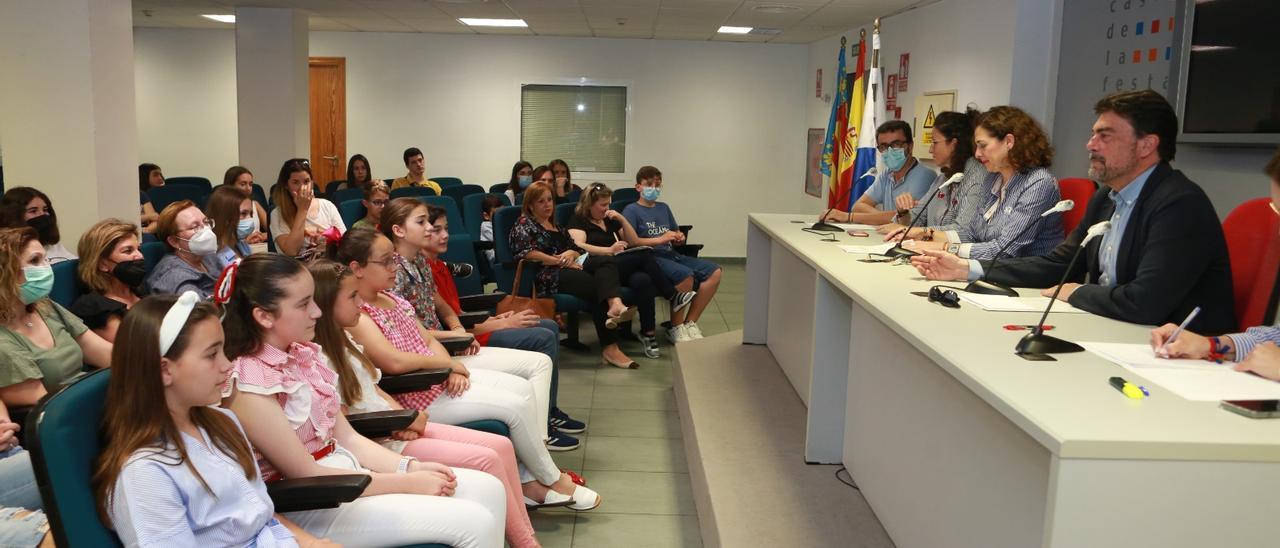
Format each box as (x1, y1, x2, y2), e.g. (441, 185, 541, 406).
(668, 323, 693, 343)
(685, 321, 704, 340)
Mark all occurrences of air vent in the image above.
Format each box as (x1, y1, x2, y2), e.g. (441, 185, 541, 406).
(749, 27, 783, 36)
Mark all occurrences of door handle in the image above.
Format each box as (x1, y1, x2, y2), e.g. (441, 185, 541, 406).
(323, 155, 339, 161)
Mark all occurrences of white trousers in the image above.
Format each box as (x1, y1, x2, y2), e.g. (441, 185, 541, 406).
(427, 368, 561, 485)
(457, 346, 553, 439)
(285, 449, 506, 548)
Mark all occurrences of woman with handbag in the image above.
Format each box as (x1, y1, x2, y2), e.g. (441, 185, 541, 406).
(567, 183, 696, 359)
(509, 183, 638, 369)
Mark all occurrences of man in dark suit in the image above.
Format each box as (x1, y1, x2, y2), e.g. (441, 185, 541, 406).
(911, 90, 1235, 334)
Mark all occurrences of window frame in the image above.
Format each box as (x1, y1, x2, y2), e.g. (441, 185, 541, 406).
(518, 78, 634, 181)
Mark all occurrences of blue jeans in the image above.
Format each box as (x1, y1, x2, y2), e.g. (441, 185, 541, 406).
(486, 318, 562, 410)
(654, 252, 720, 286)
(0, 507, 46, 548)
(0, 447, 41, 511)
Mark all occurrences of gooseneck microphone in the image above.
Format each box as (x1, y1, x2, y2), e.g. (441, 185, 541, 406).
(965, 199, 1076, 296)
(1015, 220, 1111, 358)
(882, 171, 965, 259)
(813, 168, 878, 232)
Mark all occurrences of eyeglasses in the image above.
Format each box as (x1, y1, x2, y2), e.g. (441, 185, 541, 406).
(366, 256, 397, 269)
(876, 140, 909, 153)
(182, 218, 215, 234)
(927, 286, 961, 309)
(369, 199, 389, 207)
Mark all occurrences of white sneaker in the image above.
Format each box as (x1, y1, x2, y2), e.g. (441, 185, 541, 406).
(667, 323, 693, 343)
(685, 321, 704, 340)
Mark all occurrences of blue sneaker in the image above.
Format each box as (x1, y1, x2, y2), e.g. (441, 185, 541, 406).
(549, 407, 587, 433)
(546, 429, 580, 451)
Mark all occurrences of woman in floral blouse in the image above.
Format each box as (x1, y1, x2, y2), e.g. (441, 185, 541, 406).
(508, 183, 639, 369)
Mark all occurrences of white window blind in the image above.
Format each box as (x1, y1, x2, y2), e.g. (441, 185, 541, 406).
(520, 84, 627, 173)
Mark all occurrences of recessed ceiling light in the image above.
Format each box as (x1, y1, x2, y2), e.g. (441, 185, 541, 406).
(752, 4, 800, 14)
(718, 26, 752, 34)
(577, 104, 585, 112)
(201, 14, 235, 23)
(459, 18, 527, 27)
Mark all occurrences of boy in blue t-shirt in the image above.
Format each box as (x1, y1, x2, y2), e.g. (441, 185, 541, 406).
(621, 166, 722, 343)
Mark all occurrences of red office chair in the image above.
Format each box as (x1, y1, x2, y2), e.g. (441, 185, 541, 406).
(1057, 178, 1097, 236)
(1223, 197, 1280, 331)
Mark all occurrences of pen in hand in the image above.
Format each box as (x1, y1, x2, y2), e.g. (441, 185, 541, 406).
(1156, 306, 1201, 357)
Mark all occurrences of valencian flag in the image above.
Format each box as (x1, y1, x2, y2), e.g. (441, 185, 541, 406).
(848, 28, 882, 207)
(818, 40, 851, 209)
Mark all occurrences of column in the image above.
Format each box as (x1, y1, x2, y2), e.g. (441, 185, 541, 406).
(235, 7, 309, 185)
(0, 0, 138, 241)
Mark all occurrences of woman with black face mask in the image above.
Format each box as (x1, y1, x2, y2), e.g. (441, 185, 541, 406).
(0, 187, 77, 264)
(69, 219, 148, 342)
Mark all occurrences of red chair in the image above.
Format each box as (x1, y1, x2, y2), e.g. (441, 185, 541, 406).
(1223, 197, 1280, 331)
(1057, 178, 1097, 236)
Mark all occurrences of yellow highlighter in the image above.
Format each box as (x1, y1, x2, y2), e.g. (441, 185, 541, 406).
(1109, 376, 1148, 399)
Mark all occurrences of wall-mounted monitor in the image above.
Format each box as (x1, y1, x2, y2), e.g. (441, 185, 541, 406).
(1169, 0, 1280, 145)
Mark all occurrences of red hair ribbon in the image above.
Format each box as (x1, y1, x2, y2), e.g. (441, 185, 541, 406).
(213, 259, 240, 306)
(320, 226, 343, 246)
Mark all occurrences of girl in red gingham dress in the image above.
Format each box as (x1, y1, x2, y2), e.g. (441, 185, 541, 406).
(334, 228, 600, 511)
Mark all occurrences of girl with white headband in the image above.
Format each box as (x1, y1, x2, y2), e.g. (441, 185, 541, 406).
(95, 292, 334, 546)
(217, 254, 507, 548)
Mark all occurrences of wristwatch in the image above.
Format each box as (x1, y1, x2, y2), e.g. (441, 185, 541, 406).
(946, 243, 961, 255)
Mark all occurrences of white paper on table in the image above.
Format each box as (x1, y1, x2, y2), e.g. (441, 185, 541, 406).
(830, 222, 879, 232)
(956, 293, 1089, 314)
(838, 242, 897, 255)
(1081, 342, 1280, 401)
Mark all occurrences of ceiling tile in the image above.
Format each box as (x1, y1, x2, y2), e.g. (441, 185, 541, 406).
(309, 16, 358, 30)
(339, 16, 417, 31)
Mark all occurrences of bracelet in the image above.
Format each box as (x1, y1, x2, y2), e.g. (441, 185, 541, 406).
(1207, 336, 1225, 364)
(397, 455, 418, 474)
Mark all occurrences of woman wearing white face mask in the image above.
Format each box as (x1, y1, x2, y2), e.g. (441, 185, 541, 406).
(206, 185, 259, 270)
(0, 227, 113, 410)
(145, 200, 224, 299)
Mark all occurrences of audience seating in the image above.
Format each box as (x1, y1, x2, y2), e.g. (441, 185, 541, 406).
(609, 200, 633, 215)
(165, 177, 212, 193)
(611, 187, 639, 203)
(1056, 178, 1097, 235)
(338, 199, 366, 230)
(148, 185, 208, 212)
(428, 177, 464, 188)
(488, 183, 509, 194)
(24, 369, 377, 547)
(324, 180, 348, 197)
(462, 192, 509, 284)
(564, 188, 582, 205)
(331, 187, 364, 205)
(1223, 197, 1280, 330)
(390, 186, 436, 199)
(50, 260, 79, 308)
(140, 241, 167, 272)
(442, 184, 484, 213)
(554, 203, 576, 227)
(250, 183, 269, 213)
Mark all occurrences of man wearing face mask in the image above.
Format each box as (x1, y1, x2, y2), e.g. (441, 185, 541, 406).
(69, 219, 149, 342)
(0, 187, 77, 265)
(144, 200, 223, 299)
(821, 121, 936, 225)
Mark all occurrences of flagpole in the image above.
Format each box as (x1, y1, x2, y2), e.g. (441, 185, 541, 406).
(871, 18, 880, 102)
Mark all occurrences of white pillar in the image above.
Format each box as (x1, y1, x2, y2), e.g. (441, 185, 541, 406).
(1009, 0, 1065, 132)
(0, 0, 138, 242)
(235, 7, 309, 185)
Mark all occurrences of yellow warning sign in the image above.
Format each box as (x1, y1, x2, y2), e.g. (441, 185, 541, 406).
(923, 105, 936, 129)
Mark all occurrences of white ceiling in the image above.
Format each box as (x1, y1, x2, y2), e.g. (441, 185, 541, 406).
(133, 0, 926, 44)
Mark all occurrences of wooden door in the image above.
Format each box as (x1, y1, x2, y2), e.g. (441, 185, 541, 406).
(309, 57, 346, 191)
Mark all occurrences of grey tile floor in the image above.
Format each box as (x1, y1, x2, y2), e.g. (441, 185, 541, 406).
(529, 261, 745, 548)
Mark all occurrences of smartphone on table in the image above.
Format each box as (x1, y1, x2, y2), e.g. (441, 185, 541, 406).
(1220, 400, 1280, 419)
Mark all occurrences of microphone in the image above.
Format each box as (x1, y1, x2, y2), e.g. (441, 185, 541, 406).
(964, 199, 1075, 296)
(813, 168, 878, 232)
(1015, 220, 1111, 358)
(882, 171, 965, 259)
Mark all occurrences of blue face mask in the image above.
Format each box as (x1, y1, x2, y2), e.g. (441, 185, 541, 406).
(237, 218, 256, 239)
(641, 186, 661, 202)
(518, 175, 533, 189)
(19, 265, 54, 305)
(882, 147, 908, 172)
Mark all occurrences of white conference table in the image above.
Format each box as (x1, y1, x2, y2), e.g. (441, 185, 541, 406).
(743, 212, 1280, 548)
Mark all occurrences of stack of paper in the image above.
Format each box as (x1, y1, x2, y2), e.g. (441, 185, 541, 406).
(829, 222, 880, 232)
(956, 293, 1089, 314)
(1081, 342, 1280, 401)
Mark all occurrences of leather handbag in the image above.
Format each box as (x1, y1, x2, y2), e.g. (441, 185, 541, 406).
(496, 260, 557, 319)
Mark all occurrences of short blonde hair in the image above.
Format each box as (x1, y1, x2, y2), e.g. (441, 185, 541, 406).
(77, 219, 140, 293)
(575, 182, 612, 220)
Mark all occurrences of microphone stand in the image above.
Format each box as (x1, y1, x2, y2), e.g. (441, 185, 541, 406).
(812, 169, 876, 232)
(1014, 241, 1090, 357)
(963, 216, 1050, 297)
(882, 184, 948, 259)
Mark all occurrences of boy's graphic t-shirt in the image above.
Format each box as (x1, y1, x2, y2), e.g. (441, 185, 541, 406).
(622, 201, 678, 252)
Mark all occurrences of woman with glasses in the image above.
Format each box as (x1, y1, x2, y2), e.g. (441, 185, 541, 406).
(352, 183, 390, 231)
(269, 159, 346, 259)
(144, 200, 223, 299)
(1148, 148, 1280, 380)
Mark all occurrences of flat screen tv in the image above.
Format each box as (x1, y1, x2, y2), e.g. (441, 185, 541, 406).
(1170, 0, 1280, 144)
